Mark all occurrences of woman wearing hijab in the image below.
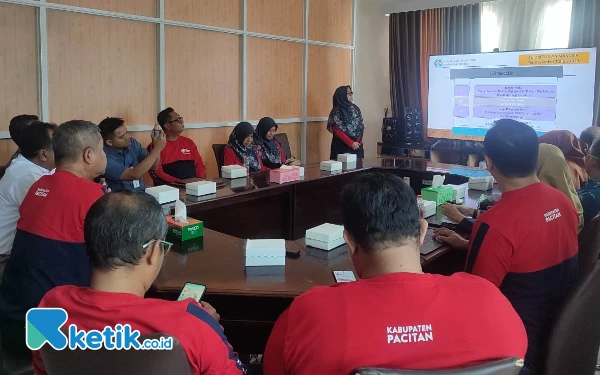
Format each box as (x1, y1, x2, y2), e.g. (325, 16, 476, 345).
(327, 85, 365, 160)
(255, 117, 286, 169)
(538, 143, 584, 232)
(539, 130, 588, 189)
(578, 138, 600, 225)
(223, 122, 266, 172)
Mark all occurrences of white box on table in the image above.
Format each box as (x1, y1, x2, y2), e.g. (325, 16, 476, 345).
(447, 184, 467, 201)
(305, 223, 345, 251)
(343, 162, 357, 170)
(146, 185, 179, 204)
(245, 239, 286, 267)
(337, 153, 357, 163)
(422, 200, 436, 218)
(185, 181, 217, 197)
(468, 176, 494, 191)
(221, 165, 248, 179)
(320, 160, 343, 172)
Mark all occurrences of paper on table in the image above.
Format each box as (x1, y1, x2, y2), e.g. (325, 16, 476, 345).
(441, 216, 458, 224)
(174, 200, 189, 223)
(432, 175, 445, 188)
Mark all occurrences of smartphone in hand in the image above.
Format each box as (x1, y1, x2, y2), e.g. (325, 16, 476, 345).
(177, 282, 206, 302)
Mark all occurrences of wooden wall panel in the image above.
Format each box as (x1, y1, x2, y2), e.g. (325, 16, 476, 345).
(0, 4, 39, 132)
(277, 123, 302, 158)
(165, 0, 240, 29)
(309, 0, 353, 45)
(306, 121, 332, 164)
(47, 11, 157, 125)
(247, 0, 303, 38)
(247, 38, 302, 121)
(307, 45, 352, 118)
(0, 139, 19, 166)
(49, 0, 156, 16)
(165, 27, 240, 123)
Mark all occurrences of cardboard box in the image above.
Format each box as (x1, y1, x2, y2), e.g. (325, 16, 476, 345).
(221, 165, 247, 179)
(421, 185, 454, 206)
(172, 236, 204, 254)
(320, 160, 343, 172)
(281, 165, 304, 177)
(270, 168, 300, 184)
(469, 176, 494, 191)
(245, 239, 286, 267)
(305, 223, 345, 251)
(185, 181, 217, 197)
(337, 153, 357, 163)
(146, 186, 179, 204)
(166, 216, 204, 242)
(446, 184, 467, 201)
(343, 161, 357, 171)
(422, 200, 436, 218)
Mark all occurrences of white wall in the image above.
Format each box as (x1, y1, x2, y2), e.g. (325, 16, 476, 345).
(381, 0, 493, 14)
(355, 0, 391, 160)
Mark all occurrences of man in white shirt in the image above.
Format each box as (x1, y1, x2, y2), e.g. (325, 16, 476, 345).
(0, 121, 56, 277)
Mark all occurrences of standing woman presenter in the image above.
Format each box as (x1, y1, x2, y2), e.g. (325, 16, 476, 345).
(327, 85, 365, 160)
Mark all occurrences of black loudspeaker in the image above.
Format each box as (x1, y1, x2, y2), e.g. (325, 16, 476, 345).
(403, 107, 423, 144)
(381, 118, 398, 145)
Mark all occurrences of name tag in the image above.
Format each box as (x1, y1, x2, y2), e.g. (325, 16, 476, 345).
(133, 180, 140, 189)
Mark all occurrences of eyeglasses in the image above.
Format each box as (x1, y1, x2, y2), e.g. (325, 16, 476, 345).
(587, 153, 599, 162)
(168, 117, 184, 124)
(142, 239, 173, 255)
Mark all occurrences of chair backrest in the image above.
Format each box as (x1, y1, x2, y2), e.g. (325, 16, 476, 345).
(577, 213, 600, 280)
(274, 133, 292, 159)
(40, 333, 192, 375)
(545, 259, 600, 375)
(349, 358, 522, 375)
(212, 144, 226, 178)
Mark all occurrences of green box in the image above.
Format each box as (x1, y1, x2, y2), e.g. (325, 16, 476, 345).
(172, 237, 204, 254)
(166, 216, 204, 242)
(421, 186, 454, 206)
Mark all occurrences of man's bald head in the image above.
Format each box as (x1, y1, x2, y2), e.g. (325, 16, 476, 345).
(580, 126, 600, 154)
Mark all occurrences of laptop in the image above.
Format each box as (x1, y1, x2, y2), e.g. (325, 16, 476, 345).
(420, 228, 445, 255)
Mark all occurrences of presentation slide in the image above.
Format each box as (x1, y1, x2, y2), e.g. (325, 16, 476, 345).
(427, 48, 597, 141)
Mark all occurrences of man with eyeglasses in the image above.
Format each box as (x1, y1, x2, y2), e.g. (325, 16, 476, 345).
(152, 107, 207, 183)
(0, 121, 56, 278)
(33, 191, 247, 375)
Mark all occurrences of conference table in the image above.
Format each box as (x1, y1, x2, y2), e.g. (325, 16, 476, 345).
(149, 158, 494, 354)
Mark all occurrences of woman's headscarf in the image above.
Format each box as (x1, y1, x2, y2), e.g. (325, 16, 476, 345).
(255, 117, 282, 167)
(327, 85, 364, 139)
(227, 122, 261, 172)
(539, 130, 588, 189)
(537, 143, 584, 232)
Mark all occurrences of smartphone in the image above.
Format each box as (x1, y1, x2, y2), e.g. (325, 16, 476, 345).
(154, 129, 161, 137)
(177, 282, 206, 302)
(333, 271, 356, 283)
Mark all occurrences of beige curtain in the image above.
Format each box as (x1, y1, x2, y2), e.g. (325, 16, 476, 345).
(569, 0, 600, 125)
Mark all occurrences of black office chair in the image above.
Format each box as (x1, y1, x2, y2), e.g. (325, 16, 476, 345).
(273, 133, 292, 160)
(545, 259, 600, 375)
(350, 358, 522, 375)
(577, 213, 600, 281)
(212, 144, 226, 178)
(40, 333, 192, 375)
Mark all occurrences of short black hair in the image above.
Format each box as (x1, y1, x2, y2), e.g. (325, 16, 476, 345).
(589, 137, 600, 161)
(19, 121, 57, 160)
(85, 191, 168, 271)
(484, 119, 538, 177)
(53, 120, 101, 165)
(98, 117, 125, 141)
(9, 114, 39, 147)
(157, 107, 174, 129)
(341, 172, 421, 252)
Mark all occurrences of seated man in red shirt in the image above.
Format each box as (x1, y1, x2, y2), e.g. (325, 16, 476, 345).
(434, 120, 579, 375)
(263, 172, 527, 375)
(152, 107, 206, 183)
(33, 191, 246, 375)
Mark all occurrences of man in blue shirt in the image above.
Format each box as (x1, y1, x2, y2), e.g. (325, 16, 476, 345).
(99, 117, 166, 191)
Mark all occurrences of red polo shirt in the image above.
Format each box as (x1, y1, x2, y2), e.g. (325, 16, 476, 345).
(264, 272, 527, 375)
(33, 286, 246, 375)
